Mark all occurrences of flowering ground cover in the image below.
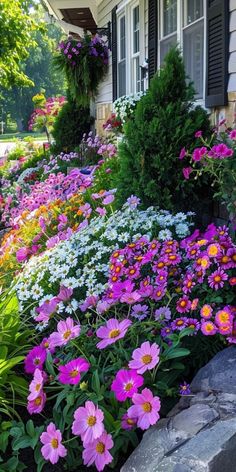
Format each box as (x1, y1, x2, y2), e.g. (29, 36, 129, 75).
(0, 125, 235, 472)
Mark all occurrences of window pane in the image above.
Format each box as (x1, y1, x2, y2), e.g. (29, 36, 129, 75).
(133, 57, 141, 92)
(118, 60, 126, 97)
(133, 6, 140, 53)
(120, 16, 126, 60)
(187, 0, 203, 24)
(183, 19, 204, 98)
(160, 33, 177, 63)
(163, 0, 177, 36)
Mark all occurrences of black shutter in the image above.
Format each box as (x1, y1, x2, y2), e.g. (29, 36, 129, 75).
(111, 6, 118, 101)
(148, 0, 158, 83)
(205, 0, 229, 107)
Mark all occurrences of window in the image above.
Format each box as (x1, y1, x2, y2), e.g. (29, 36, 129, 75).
(118, 15, 126, 97)
(116, 1, 145, 97)
(159, 0, 205, 99)
(132, 5, 141, 93)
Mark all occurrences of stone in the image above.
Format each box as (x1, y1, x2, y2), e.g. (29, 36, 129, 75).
(120, 420, 190, 472)
(171, 404, 219, 436)
(191, 347, 236, 394)
(157, 419, 236, 472)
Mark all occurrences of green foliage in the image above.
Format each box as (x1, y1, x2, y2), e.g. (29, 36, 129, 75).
(52, 96, 91, 154)
(115, 48, 212, 211)
(0, 292, 31, 418)
(0, 0, 41, 88)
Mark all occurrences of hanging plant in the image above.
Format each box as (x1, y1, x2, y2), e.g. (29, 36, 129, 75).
(54, 34, 109, 106)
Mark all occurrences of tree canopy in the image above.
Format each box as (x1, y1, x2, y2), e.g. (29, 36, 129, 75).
(0, 0, 42, 88)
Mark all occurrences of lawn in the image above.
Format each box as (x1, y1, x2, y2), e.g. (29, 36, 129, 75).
(0, 131, 47, 141)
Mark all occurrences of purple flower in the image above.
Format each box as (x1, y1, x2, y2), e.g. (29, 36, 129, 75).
(126, 195, 141, 208)
(154, 306, 171, 321)
(183, 167, 193, 180)
(179, 381, 191, 395)
(208, 268, 228, 290)
(131, 304, 149, 320)
(179, 147, 186, 159)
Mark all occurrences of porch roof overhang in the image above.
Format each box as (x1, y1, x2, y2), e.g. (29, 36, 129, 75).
(43, 0, 103, 35)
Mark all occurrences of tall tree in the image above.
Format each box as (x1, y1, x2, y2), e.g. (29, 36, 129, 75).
(0, 0, 41, 87)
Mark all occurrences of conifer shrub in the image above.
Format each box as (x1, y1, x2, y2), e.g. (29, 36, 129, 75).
(115, 48, 212, 211)
(52, 94, 91, 154)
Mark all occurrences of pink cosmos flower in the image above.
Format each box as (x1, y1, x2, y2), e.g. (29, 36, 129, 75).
(49, 317, 80, 348)
(56, 285, 73, 302)
(35, 297, 58, 323)
(96, 207, 107, 216)
(121, 413, 137, 430)
(72, 401, 104, 444)
(40, 423, 67, 464)
(24, 346, 47, 374)
(229, 129, 236, 140)
(16, 247, 29, 263)
(28, 368, 44, 401)
(128, 341, 160, 374)
(183, 167, 193, 179)
(127, 388, 161, 430)
(111, 369, 144, 401)
(58, 357, 90, 385)
(102, 194, 114, 205)
(96, 318, 132, 349)
(82, 431, 113, 472)
(179, 147, 186, 159)
(120, 291, 141, 304)
(27, 391, 46, 415)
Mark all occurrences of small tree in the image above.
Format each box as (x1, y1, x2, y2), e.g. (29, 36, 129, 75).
(115, 47, 212, 211)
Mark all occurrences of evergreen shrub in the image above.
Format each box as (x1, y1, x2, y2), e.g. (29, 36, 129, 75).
(52, 94, 91, 154)
(115, 48, 212, 212)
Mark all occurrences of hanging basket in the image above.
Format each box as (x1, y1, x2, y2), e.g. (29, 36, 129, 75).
(54, 35, 109, 107)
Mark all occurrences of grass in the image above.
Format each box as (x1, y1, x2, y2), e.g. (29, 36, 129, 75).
(0, 132, 47, 142)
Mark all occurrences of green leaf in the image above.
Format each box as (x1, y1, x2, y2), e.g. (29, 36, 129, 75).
(0, 347, 8, 360)
(26, 420, 35, 438)
(164, 348, 190, 360)
(12, 435, 32, 451)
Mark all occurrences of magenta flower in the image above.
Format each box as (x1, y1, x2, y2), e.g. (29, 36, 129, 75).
(208, 268, 228, 290)
(201, 321, 218, 336)
(58, 357, 90, 385)
(128, 341, 160, 374)
(183, 167, 192, 180)
(195, 130, 202, 138)
(27, 391, 46, 415)
(16, 247, 29, 262)
(49, 317, 80, 348)
(82, 431, 113, 471)
(179, 147, 186, 159)
(28, 368, 44, 401)
(111, 369, 144, 401)
(72, 401, 104, 444)
(176, 296, 192, 313)
(24, 346, 47, 374)
(96, 318, 132, 349)
(127, 388, 161, 430)
(56, 285, 73, 302)
(40, 423, 67, 465)
(121, 413, 137, 430)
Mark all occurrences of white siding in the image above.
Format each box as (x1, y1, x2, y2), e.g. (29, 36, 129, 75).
(228, 1, 236, 91)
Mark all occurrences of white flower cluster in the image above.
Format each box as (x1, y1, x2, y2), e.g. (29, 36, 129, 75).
(14, 205, 193, 315)
(114, 92, 145, 123)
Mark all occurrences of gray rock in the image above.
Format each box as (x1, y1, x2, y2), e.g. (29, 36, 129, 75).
(171, 404, 219, 435)
(157, 419, 236, 472)
(191, 347, 236, 394)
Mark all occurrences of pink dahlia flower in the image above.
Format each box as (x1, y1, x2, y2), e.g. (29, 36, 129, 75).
(49, 317, 80, 348)
(72, 401, 104, 444)
(28, 368, 44, 401)
(82, 431, 113, 471)
(27, 391, 46, 415)
(96, 318, 132, 349)
(127, 388, 161, 430)
(40, 422, 67, 464)
(128, 341, 160, 374)
(111, 369, 144, 401)
(24, 346, 47, 374)
(58, 357, 90, 385)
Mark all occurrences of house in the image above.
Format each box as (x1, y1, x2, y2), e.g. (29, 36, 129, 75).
(44, 0, 235, 133)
